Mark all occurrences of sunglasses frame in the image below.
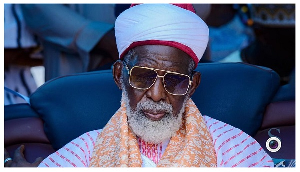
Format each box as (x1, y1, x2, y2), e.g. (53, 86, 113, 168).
(124, 65, 192, 96)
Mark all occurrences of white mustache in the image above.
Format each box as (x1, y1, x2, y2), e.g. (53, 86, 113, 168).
(137, 99, 173, 116)
(121, 88, 185, 144)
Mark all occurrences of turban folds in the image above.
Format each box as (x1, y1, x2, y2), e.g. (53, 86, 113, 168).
(115, 4, 209, 68)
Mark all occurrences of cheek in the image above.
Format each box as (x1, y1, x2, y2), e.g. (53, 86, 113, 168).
(127, 87, 146, 110)
(121, 74, 144, 110)
(169, 96, 186, 115)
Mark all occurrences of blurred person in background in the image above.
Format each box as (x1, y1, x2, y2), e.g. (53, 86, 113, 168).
(222, 4, 295, 85)
(4, 4, 42, 105)
(20, 4, 119, 81)
(204, 4, 254, 62)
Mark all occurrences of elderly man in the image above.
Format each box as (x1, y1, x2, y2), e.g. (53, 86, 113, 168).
(5, 4, 274, 167)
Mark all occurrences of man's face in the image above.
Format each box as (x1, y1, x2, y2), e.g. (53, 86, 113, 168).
(116, 45, 196, 143)
(123, 45, 192, 115)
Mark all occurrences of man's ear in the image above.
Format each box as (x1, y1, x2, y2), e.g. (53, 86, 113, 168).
(187, 71, 201, 97)
(113, 60, 123, 90)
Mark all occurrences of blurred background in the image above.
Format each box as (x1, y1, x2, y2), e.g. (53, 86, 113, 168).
(4, 3, 295, 105)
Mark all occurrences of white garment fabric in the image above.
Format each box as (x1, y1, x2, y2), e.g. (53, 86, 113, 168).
(138, 137, 170, 165)
(115, 4, 209, 63)
(204, 116, 273, 167)
(38, 116, 274, 167)
(4, 65, 37, 105)
(4, 4, 37, 48)
(4, 4, 38, 105)
(141, 154, 156, 167)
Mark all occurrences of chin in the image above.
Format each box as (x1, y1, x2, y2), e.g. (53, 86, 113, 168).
(121, 87, 188, 144)
(129, 112, 183, 144)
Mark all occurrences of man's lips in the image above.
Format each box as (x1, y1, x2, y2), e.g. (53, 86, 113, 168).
(143, 111, 166, 121)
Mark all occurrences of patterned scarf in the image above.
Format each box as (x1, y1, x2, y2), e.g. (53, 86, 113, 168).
(89, 99, 217, 167)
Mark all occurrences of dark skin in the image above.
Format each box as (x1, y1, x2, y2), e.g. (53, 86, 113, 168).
(113, 45, 201, 119)
(5, 45, 201, 167)
(4, 145, 43, 167)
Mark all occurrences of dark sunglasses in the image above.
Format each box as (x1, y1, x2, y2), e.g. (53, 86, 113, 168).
(125, 65, 192, 95)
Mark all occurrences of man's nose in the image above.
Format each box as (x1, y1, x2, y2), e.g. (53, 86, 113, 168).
(145, 76, 167, 102)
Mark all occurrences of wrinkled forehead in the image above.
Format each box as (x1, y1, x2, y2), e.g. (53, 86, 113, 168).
(127, 45, 192, 73)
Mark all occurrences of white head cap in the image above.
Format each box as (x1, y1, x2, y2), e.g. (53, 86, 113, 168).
(115, 4, 209, 68)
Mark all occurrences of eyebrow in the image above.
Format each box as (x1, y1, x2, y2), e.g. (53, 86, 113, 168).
(134, 53, 186, 71)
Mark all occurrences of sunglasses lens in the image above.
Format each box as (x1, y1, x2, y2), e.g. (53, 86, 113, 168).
(164, 73, 190, 95)
(130, 67, 157, 89)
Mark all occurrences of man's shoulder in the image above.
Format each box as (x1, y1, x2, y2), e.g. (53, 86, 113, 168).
(76, 129, 103, 142)
(203, 115, 229, 129)
(203, 115, 274, 167)
(203, 115, 248, 142)
(83, 129, 103, 136)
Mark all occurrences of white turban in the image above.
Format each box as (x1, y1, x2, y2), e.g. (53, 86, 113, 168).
(115, 4, 209, 68)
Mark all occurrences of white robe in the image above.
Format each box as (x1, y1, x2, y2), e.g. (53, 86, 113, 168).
(38, 116, 274, 167)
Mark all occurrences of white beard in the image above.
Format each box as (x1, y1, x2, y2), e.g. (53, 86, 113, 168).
(121, 89, 188, 144)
